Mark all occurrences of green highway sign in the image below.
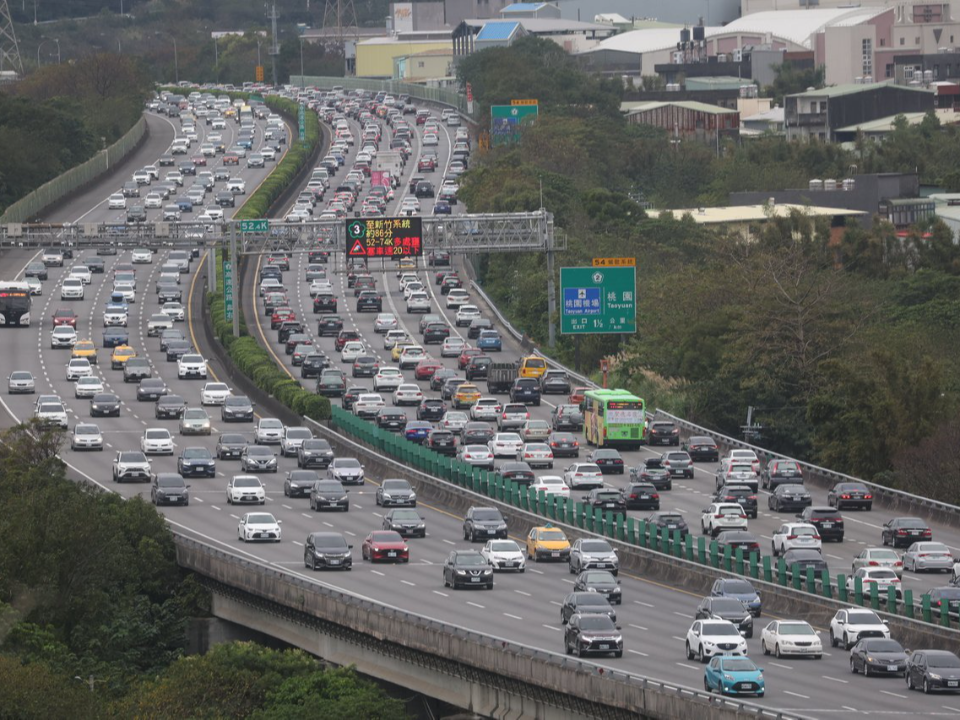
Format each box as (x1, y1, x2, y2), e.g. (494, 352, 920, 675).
(223, 261, 234, 322)
(239, 219, 269, 233)
(490, 103, 539, 146)
(560, 266, 636, 335)
(298, 103, 306, 142)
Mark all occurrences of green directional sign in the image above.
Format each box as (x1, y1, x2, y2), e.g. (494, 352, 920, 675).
(239, 219, 269, 233)
(298, 103, 306, 142)
(223, 261, 234, 322)
(490, 103, 539, 146)
(560, 266, 636, 335)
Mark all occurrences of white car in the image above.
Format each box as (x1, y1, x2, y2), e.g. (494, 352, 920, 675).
(441, 410, 469, 434)
(50, 326, 78, 348)
(353, 393, 385, 418)
(685, 619, 748, 662)
(397, 346, 426, 369)
(759, 620, 823, 659)
(108, 193, 126, 209)
(113, 281, 135, 303)
(162, 205, 182, 221)
(71, 423, 104, 451)
(69, 266, 92, 285)
(563, 462, 604, 490)
(147, 313, 174, 336)
(771, 522, 822, 556)
(488, 432, 524, 458)
(845, 568, 902, 599)
(238, 512, 281, 542)
(36, 401, 68, 428)
(456, 444, 495, 469)
(65, 358, 93, 381)
(280, 426, 314, 457)
(531, 475, 570, 498)
(226, 475, 266, 505)
(60, 278, 84, 300)
(165, 171, 184, 185)
(161, 302, 185, 321)
(470, 397, 501, 421)
(445, 288, 470, 309)
(255, 418, 284, 444)
(399, 274, 420, 291)
(725, 449, 761, 473)
(441, 337, 467, 358)
(480, 539, 526, 573)
(200, 382, 231, 405)
(226, 177, 246, 194)
(384, 330, 409, 350)
(259, 278, 284, 296)
(455, 305, 481, 327)
(518, 442, 554, 469)
(852, 547, 904, 577)
(406, 292, 430, 313)
(701, 503, 748, 537)
(392, 383, 423, 406)
(373, 367, 404, 392)
(374, 313, 398, 333)
(132, 248, 153, 263)
(340, 341, 366, 363)
(177, 354, 207, 379)
(308, 281, 332, 297)
(144, 193, 163, 209)
(829, 609, 890, 649)
(74, 376, 104, 398)
(25, 277, 42, 295)
(402, 282, 424, 300)
(103, 305, 129, 327)
(141, 428, 175, 455)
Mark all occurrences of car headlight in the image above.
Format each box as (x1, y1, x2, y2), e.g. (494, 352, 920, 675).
(483, 569, 492, 575)
(497, 523, 507, 529)
(929, 673, 942, 680)
(723, 674, 734, 681)
(456, 570, 466, 575)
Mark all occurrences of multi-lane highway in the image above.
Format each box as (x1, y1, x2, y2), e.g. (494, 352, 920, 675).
(1, 93, 958, 718)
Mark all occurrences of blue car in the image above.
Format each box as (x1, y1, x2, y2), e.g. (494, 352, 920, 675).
(404, 420, 433, 444)
(175, 197, 193, 212)
(710, 578, 762, 617)
(432, 200, 452, 215)
(704, 656, 764, 697)
(476, 330, 502, 352)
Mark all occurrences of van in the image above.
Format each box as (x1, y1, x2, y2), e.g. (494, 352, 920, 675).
(517, 356, 547, 379)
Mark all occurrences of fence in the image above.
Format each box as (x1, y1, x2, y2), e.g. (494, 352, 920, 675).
(327, 403, 960, 630)
(293, 75, 469, 117)
(0, 116, 147, 224)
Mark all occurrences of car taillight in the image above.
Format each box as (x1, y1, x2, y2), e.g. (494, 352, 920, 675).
(864, 495, 872, 499)
(748, 496, 757, 500)
(787, 535, 798, 540)
(714, 514, 725, 519)
(652, 493, 659, 499)
(923, 529, 932, 536)
(812, 535, 821, 541)
(740, 514, 748, 519)
(894, 561, 903, 567)
(671, 428, 679, 434)
(573, 441, 579, 447)
(897, 530, 908, 535)
(841, 495, 851, 499)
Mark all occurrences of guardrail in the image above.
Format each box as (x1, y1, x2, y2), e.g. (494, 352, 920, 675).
(655, 410, 960, 525)
(0, 116, 147, 224)
(174, 526, 811, 720)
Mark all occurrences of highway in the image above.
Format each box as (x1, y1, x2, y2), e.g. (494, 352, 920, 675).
(0, 94, 957, 718)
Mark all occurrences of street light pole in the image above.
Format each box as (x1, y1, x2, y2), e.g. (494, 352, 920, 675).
(299, 38, 304, 89)
(173, 38, 178, 83)
(36, 38, 48, 67)
(214, 37, 218, 79)
(54, 38, 60, 64)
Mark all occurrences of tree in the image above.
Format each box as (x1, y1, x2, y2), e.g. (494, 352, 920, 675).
(0, 655, 104, 719)
(764, 61, 825, 104)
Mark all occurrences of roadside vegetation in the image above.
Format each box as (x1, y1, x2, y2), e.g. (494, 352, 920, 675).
(457, 38, 960, 498)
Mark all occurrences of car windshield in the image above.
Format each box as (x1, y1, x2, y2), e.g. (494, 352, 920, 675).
(457, 554, 486, 566)
(848, 611, 882, 624)
(712, 599, 746, 613)
(584, 572, 614, 583)
(207, 384, 228, 392)
(286, 428, 312, 439)
(722, 580, 755, 594)
(118, 452, 144, 462)
(184, 410, 206, 419)
(75, 425, 98, 435)
(489, 541, 517, 552)
(579, 616, 616, 631)
(336, 459, 361, 469)
(473, 510, 501, 521)
(935, 589, 960, 599)
(863, 639, 902, 652)
(235, 478, 261, 488)
(221, 435, 245, 444)
(260, 419, 283, 429)
(392, 510, 420, 521)
(146, 430, 169, 439)
(10, 372, 32, 380)
(705, 624, 740, 636)
(158, 477, 183, 487)
(382, 480, 409, 490)
(225, 398, 249, 407)
(247, 514, 275, 524)
(317, 536, 348, 549)
(779, 623, 815, 635)
(183, 449, 209, 458)
(721, 658, 757, 672)
(928, 654, 960, 668)
(247, 447, 271, 456)
(581, 541, 612, 553)
(540, 530, 566, 542)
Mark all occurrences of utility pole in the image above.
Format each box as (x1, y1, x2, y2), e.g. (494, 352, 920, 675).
(0, 0, 25, 77)
(541, 179, 556, 349)
(268, 2, 279, 87)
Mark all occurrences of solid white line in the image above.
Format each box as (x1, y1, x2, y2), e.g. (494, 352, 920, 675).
(783, 691, 809, 699)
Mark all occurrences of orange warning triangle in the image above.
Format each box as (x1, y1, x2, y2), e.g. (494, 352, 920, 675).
(349, 239, 366, 256)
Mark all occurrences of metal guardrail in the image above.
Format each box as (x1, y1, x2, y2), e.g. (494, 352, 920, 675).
(175, 531, 812, 720)
(655, 409, 960, 521)
(0, 117, 147, 224)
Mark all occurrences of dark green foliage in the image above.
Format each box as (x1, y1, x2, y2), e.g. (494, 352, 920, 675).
(763, 61, 826, 104)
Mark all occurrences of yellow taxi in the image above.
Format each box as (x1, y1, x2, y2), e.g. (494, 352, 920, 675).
(72, 340, 98, 364)
(110, 345, 136, 370)
(525, 524, 571, 563)
(518, 355, 547, 379)
(452, 383, 481, 409)
(391, 340, 416, 362)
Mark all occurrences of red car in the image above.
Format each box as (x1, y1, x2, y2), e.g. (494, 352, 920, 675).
(223, 153, 239, 165)
(191, 154, 207, 166)
(414, 359, 443, 380)
(568, 387, 589, 405)
(52, 307, 78, 327)
(418, 157, 435, 172)
(270, 307, 296, 329)
(458, 348, 483, 370)
(361, 531, 409, 563)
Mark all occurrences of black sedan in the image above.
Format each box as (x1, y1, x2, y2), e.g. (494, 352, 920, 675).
(573, 570, 621, 604)
(462, 422, 494, 446)
(695, 596, 754, 638)
(297, 438, 334, 469)
(850, 638, 908, 677)
(137, 378, 168, 401)
(882, 517, 932, 548)
(714, 530, 762, 558)
(828, 482, 873, 511)
(90, 393, 121, 417)
(782, 549, 829, 578)
(284, 470, 319, 499)
(714, 484, 758, 519)
(177, 447, 216, 477)
(906, 649, 960, 693)
(621, 482, 660, 510)
(684, 435, 719, 462)
(221, 395, 254, 422)
(768, 483, 812, 512)
(630, 460, 672, 491)
(587, 449, 624, 475)
(646, 511, 689, 538)
(215, 433, 248, 460)
(417, 398, 446, 421)
(547, 431, 579, 458)
(560, 592, 617, 625)
(156, 394, 186, 419)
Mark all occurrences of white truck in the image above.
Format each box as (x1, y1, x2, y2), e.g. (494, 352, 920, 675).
(374, 151, 404, 188)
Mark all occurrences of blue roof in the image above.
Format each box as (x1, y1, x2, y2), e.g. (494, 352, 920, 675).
(476, 21, 521, 42)
(502, 2, 547, 11)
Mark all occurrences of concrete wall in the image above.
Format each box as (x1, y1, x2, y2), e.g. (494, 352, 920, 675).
(358, 41, 453, 78)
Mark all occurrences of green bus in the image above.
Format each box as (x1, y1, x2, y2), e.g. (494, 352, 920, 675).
(583, 389, 646, 450)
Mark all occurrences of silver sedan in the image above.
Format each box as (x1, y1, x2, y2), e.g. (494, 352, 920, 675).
(903, 542, 955, 573)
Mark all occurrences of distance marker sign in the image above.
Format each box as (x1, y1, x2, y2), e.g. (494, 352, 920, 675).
(345, 217, 423, 258)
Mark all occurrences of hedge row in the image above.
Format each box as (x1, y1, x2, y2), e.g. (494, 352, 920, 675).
(208, 250, 331, 422)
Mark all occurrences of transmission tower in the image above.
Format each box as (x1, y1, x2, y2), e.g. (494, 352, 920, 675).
(0, 0, 24, 77)
(321, 0, 359, 75)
